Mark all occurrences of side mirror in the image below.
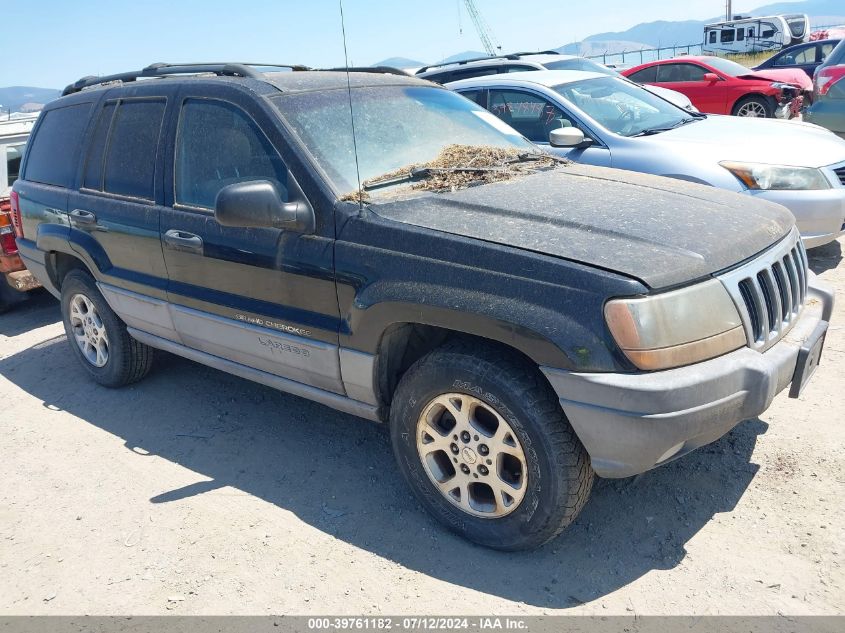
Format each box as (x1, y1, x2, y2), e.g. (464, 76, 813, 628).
(703, 73, 720, 83)
(214, 179, 315, 233)
(549, 127, 592, 148)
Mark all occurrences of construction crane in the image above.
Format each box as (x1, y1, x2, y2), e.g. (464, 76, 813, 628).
(461, 0, 502, 56)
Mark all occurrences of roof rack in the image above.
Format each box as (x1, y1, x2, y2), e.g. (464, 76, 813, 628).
(414, 50, 565, 75)
(415, 54, 521, 74)
(318, 66, 411, 77)
(509, 50, 562, 57)
(61, 62, 312, 96)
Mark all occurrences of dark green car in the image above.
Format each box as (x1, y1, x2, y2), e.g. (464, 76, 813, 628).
(806, 39, 845, 139)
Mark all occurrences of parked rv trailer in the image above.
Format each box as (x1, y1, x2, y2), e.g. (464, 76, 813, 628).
(703, 14, 810, 54)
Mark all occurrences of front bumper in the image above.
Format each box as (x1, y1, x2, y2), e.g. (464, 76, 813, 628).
(752, 187, 845, 249)
(541, 276, 835, 479)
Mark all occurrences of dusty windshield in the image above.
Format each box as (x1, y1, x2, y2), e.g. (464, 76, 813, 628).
(272, 85, 540, 197)
(554, 76, 695, 137)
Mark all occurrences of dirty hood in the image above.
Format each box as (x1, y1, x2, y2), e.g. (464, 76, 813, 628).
(370, 165, 793, 289)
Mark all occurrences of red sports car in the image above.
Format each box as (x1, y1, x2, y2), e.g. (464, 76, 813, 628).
(623, 56, 812, 118)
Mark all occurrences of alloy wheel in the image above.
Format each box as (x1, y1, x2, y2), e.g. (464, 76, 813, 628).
(69, 293, 109, 367)
(416, 393, 528, 518)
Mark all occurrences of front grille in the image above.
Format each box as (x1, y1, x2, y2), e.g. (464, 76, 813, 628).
(718, 228, 808, 352)
(835, 165, 845, 186)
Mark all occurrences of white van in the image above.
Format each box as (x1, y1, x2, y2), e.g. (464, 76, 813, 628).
(703, 14, 810, 54)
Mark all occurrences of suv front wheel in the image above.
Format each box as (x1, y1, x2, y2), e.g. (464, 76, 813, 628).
(390, 341, 594, 550)
(60, 270, 155, 387)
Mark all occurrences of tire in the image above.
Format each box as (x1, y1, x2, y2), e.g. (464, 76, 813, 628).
(60, 270, 154, 387)
(732, 95, 773, 118)
(390, 340, 594, 551)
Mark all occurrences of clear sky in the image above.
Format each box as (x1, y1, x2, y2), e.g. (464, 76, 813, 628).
(3, 0, 763, 88)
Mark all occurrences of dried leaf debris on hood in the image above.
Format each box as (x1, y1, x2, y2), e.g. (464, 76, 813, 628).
(341, 144, 568, 203)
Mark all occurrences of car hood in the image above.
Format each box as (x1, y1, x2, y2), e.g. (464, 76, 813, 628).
(369, 165, 793, 289)
(643, 84, 694, 109)
(739, 68, 812, 90)
(646, 115, 845, 167)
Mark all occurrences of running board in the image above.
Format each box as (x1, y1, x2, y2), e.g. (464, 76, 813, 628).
(127, 328, 382, 422)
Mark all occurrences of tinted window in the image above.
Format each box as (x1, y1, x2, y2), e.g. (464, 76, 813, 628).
(176, 99, 288, 209)
(737, 28, 745, 41)
(457, 89, 484, 106)
(24, 103, 91, 187)
(503, 65, 536, 73)
(627, 66, 658, 83)
(762, 27, 776, 38)
(82, 102, 115, 190)
(657, 63, 707, 82)
(487, 90, 573, 143)
(103, 99, 165, 199)
(709, 31, 717, 44)
(775, 45, 815, 66)
(449, 67, 498, 81)
(721, 29, 735, 43)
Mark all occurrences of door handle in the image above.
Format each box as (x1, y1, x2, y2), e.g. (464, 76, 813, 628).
(164, 229, 204, 252)
(70, 209, 97, 227)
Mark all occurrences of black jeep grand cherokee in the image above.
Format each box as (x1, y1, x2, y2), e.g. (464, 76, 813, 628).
(11, 63, 834, 550)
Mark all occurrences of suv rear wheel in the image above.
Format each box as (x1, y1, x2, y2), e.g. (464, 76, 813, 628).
(60, 270, 154, 387)
(390, 341, 593, 550)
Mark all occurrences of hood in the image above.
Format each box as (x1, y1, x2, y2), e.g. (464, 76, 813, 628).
(739, 68, 812, 90)
(643, 84, 694, 109)
(647, 114, 845, 168)
(369, 165, 793, 289)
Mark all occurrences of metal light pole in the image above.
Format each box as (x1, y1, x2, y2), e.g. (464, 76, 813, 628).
(726, 0, 732, 21)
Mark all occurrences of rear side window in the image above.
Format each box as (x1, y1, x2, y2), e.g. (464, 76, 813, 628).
(175, 99, 288, 209)
(23, 103, 91, 188)
(103, 100, 166, 200)
(82, 99, 165, 200)
(82, 102, 115, 190)
(627, 66, 658, 83)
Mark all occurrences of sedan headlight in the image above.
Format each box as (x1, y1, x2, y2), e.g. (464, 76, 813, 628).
(605, 279, 746, 371)
(720, 161, 830, 191)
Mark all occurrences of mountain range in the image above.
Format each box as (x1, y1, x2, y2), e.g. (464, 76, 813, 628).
(0, 86, 61, 114)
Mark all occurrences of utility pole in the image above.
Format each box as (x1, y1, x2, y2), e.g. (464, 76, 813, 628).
(726, 0, 732, 21)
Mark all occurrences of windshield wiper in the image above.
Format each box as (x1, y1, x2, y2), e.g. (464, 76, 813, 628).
(362, 166, 501, 191)
(504, 152, 569, 165)
(632, 116, 703, 137)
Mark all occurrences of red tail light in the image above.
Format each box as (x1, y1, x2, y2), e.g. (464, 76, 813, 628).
(9, 190, 23, 239)
(0, 197, 17, 255)
(815, 66, 845, 96)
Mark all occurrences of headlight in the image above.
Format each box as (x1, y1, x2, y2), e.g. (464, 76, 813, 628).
(720, 161, 830, 191)
(605, 279, 746, 371)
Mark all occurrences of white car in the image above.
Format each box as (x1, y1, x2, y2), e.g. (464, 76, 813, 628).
(415, 52, 699, 112)
(447, 70, 845, 248)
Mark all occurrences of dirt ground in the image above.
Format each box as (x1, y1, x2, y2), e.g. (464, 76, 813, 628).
(0, 239, 843, 616)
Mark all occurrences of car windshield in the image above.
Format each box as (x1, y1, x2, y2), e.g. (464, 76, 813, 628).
(272, 86, 535, 195)
(542, 58, 617, 76)
(698, 57, 750, 76)
(553, 76, 694, 137)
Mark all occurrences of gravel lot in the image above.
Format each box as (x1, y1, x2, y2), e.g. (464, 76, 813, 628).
(1, 238, 843, 616)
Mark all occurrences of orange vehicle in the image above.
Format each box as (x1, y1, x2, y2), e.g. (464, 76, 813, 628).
(1, 114, 41, 311)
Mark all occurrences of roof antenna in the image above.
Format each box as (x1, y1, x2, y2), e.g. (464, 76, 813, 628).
(338, 0, 364, 211)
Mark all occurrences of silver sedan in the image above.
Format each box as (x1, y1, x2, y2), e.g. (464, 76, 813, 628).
(447, 70, 845, 248)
